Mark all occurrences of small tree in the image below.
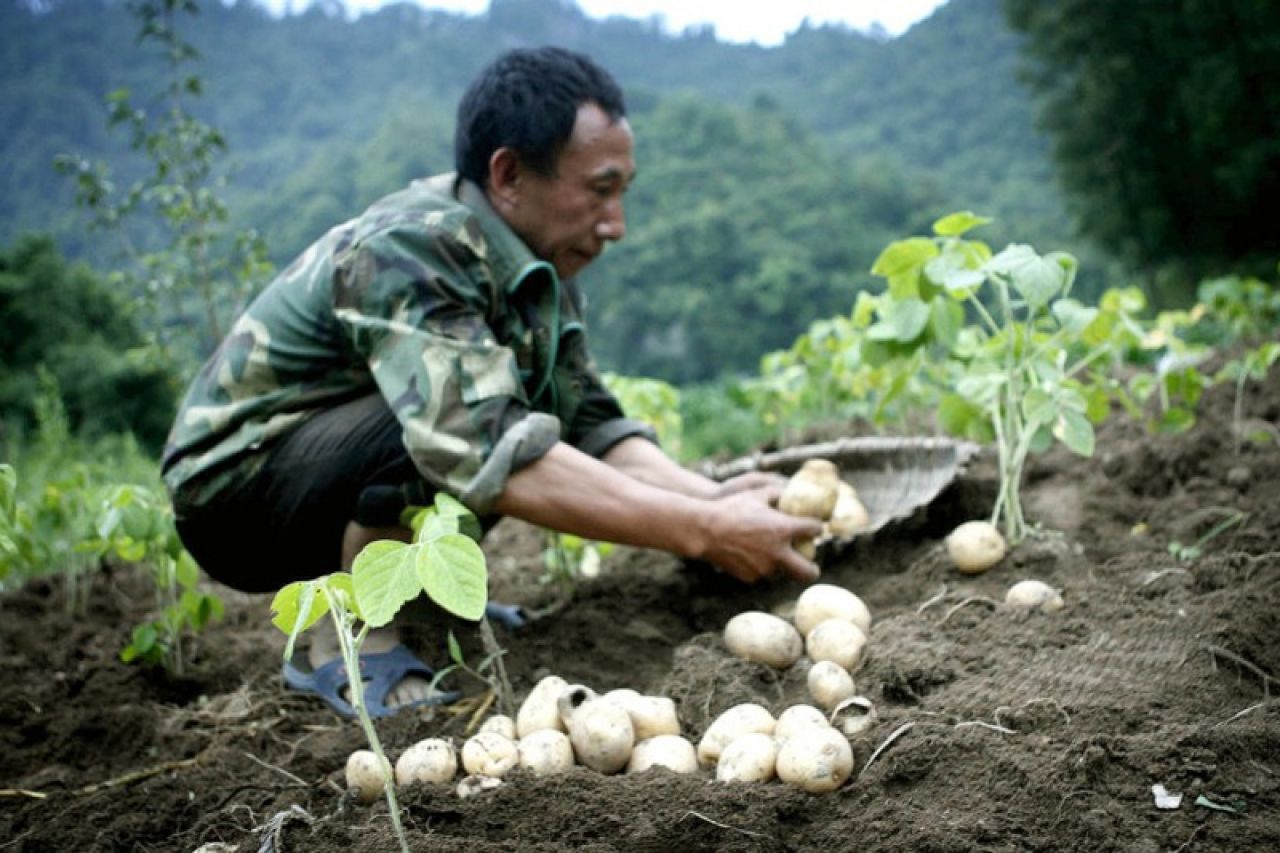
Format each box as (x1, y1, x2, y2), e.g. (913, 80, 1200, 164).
(55, 0, 271, 366)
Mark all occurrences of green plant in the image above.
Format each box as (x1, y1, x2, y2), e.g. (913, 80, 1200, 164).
(602, 373, 684, 456)
(1216, 341, 1280, 447)
(53, 0, 271, 365)
(270, 492, 489, 853)
(86, 483, 222, 675)
(864, 212, 1142, 544)
(1168, 509, 1249, 563)
(541, 531, 614, 593)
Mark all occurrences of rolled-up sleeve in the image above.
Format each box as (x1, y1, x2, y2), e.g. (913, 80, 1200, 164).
(333, 226, 559, 515)
(556, 324, 659, 457)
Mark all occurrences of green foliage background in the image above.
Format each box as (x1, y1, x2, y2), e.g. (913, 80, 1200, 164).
(2, 0, 1078, 383)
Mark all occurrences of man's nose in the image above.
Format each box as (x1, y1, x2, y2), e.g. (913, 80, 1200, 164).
(597, 199, 626, 242)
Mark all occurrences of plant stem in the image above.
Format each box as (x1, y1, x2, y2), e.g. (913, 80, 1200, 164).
(323, 590, 411, 853)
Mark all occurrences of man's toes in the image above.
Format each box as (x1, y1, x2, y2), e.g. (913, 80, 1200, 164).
(388, 676, 432, 708)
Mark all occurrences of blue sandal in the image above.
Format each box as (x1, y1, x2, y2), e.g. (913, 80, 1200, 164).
(282, 644, 461, 719)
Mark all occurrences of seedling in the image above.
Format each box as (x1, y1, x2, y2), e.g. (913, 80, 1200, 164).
(866, 212, 1141, 543)
(1168, 509, 1249, 563)
(86, 483, 222, 675)
(270, 492, 488, 853)
(1216, 342, 1280, 449)
(541, 531, 612, 593)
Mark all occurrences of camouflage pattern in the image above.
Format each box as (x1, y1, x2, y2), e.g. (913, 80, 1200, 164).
(163, 174, 654, 515)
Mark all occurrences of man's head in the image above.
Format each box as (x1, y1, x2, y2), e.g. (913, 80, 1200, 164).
(456, 47, 635, 280)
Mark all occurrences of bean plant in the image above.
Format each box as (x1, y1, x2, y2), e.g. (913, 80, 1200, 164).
(86, 484, 223, 675)
(270, 492, 489, 853)
(864, 212, 1145, 544)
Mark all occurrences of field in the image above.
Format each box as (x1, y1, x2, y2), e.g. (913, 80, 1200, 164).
(2, 367, 1278, 853)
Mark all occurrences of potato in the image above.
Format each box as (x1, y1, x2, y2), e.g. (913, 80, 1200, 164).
(455, 774, 502, 799)
(697, 703, 776, 768)
(776, 726, 855, 793)
(516, 675, 569, 737)
(774, 704, 830, 744)
(478, 714, 517, 740)
(830, 696, 877, 737)
(394, 738, 457, 787)
(603, 692, 681, 741)
(724, 611, 804, 669)
(716, 733, 779, 783)
(807, 660, 856, 710)
(946, 520, 1007, 574)
(556, 683, 601, 729)
(517, 729, 575, 776)
(627, 734, 699, 775)
(794, 537, 818, 560)
(568, 699, 635, 774)
(826, 481, 870, 537)
(602, 687, 641, 705)
(805, 618, 868, 672)
(461, 731, 519, 778)
(1005, 579, 1064, 612)
(345, 749, 388, 804)
(778, 459, 841, 519)
(794, 583, 872, 636)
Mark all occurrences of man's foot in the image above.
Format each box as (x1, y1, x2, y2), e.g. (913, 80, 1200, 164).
(307, 620, 438, 709)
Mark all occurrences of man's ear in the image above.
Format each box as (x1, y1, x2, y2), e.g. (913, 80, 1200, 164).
(487, 147, 524, 208)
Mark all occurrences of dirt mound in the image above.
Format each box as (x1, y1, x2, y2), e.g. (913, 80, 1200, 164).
(2, 368, 1278, 852)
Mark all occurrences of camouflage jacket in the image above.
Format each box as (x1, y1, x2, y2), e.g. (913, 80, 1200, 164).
(162, 174, 654, 515)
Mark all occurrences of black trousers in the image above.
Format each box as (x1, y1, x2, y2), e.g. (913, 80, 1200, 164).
(174, 394, 441, 593)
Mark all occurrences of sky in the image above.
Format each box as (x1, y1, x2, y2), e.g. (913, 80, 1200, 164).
(271, 0, 951, 46)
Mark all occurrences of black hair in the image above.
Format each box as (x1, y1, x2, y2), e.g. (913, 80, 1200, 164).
(455, 46, 627, 186)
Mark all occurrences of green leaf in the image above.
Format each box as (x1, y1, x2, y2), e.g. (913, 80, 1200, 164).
(1083, 384, 1111, 423)
(955, 371, 1004, 404)
(932, 211, 992, 237)
(924, 247, 985, 293)
(447, 631, 464, 666)
(929, 298, 965, 350)
(1053, 409, 1095, 456)
(937, 393, 982, 437)
(270, 580, 329, 637)
(174, 550, 199, 588)
(1022, 387, 1057, 426)
(351, 539, 420, 629)
(416, 533, 488, 621)
(1029, 423, 1055, 454)
(1155, 408, 1197, 434)
(1052, 299, 1098, 335)
(867, 297, 931, 343)
(987, 244, 1068, 308)
(114, 536, 147, 562)
(870, 237, 939, 279)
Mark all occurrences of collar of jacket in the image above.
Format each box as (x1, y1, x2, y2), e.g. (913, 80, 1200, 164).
(448, 174, 561, 300)
(450, 174, 564, 408)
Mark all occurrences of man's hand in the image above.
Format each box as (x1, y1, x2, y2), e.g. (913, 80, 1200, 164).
(711, 470, 787, 500)
(698, 487, 822, 585)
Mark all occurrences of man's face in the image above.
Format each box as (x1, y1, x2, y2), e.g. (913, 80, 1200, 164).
(501, 102, 635, 281)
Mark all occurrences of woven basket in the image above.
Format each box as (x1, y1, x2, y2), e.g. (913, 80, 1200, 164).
(708, 436, 982, 542)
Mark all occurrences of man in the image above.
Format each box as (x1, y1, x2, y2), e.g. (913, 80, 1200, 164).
(163, 46, 820, 717)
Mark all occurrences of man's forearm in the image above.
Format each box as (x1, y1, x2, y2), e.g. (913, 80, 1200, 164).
(600, 436, 719, 499)
(493, 441, 713, 558)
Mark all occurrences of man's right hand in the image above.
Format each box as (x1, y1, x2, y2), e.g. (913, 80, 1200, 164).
(697, 487, 822, 585)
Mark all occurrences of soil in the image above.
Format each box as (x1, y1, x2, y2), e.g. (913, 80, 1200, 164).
(3, 366, 1279, 853)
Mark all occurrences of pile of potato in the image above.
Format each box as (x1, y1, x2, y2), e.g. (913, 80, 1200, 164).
(715, 581, 876, 792)
(344, 677, 696, 802)
(777, 459, 871, 557)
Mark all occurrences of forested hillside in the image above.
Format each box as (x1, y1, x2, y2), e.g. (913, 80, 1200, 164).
(2, 0, 1076, 380)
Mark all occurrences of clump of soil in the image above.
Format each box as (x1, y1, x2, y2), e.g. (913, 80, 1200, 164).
(2, 369, 1278, 852)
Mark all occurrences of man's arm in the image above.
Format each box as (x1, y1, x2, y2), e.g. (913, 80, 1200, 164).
(600, 436, 789, 500)
(493, 441, 821, 584)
